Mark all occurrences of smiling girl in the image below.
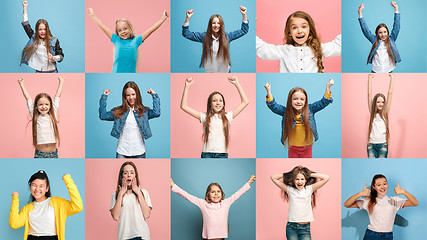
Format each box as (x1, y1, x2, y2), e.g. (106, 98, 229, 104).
(20, 1, 64, 73)
(9, 170, 83, 240)
(99, 81, 160, 158)
(271, 166, 329, 240)
(256, 11, 341, 73)
(171, 175, 255, 240)
(88, 8, 168, 73)
(344, 174, 418, 240)
(180, 76, 249, 158)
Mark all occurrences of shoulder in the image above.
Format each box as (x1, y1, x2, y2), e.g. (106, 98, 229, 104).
(50, 196, 67, 205)
(140, 188, 150, 196)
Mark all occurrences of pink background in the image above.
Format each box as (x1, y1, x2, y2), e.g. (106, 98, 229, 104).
(0, 73, 85, 158)
(342, 73, 427, 158)
(85, 0, 170, 73)
(85, 159, 171, 240)
(256, 0, 341, 73)
(170, 73, 256, 158)
(256, 158, 341, 240)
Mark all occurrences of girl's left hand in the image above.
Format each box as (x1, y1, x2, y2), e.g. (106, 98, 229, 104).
(63, 173, 70, 178)
(147, 89, 156, 95)
(162, 11, 169, 19)
(228, 76, 238, 85)
(391, 1, 398, 9)
(389, 73, 395, 79)
(131, 178, 140, 194)
(394, 181, 406, 195)
(58, 76, 65, 82)
(240, 6, 247, 15)
(48, 53, 55, 61)
(247, 175, 256, 185)
(327, 79, 334, 87)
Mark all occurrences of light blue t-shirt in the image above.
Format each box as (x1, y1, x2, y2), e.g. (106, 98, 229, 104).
(111, 34, 143, 73)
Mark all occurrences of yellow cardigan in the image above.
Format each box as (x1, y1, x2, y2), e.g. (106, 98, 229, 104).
(9, 174, 83, 240)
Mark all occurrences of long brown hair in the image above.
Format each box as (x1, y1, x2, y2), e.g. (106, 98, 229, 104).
(282, 88, 311, 147)
(205, 183, 225, 203)
(115, 161, 140, 200)
(203, 92, 230, 149)
(284, 11, 324, 73)
(32, 93, 60, 147)
(202, 14, 230, 68)
(282, 166, 317, 207)
(367, 24, 394, 64)
(368, 93, 390, 144)
(368, 174, 387, 214)
(112, 81, 149, 119)
(22, 19, 54, 64)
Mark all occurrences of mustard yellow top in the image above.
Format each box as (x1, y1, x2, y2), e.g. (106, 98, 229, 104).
(289, 113, 314, 146)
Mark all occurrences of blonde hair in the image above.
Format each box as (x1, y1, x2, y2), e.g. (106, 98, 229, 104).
(115, 19, 136, 39)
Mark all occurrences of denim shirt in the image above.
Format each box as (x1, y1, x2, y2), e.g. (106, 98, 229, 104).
(267, 96, 333, 145)
(359, 13, 401, 64)
(182, 21, 249, 68)
(99, 94, 160, 140)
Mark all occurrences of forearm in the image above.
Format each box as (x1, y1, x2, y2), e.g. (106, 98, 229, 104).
(180, 86, 190, 110)
(344, 192, 362, 208)
(311, 173, 329, 181)
(110, 196, 123, 221)
(235, 82, 249, 105)
(403, 191, 419, 206)
(136, 192, 151, 219)
(142, 16, 167, 41)
(19, 83, 31, 100)
(90, 14, 112, 38)
(9, 196, 26, 229)
(63, 175, 83, 214)
(55, 81, 64, 97)
(242, 14, 247, 22)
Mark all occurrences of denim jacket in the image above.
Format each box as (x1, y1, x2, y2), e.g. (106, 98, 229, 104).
(20, 20, 64, 68)
(182, 21, 249, 67)
(267, 96, 333, 145)
(359, 13, 401, 63)
(99, 94, 160, 140)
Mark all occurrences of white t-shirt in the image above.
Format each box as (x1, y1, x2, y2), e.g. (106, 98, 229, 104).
(287, 185, 314, 222)
(372, 41, 396, 73)
(116, 108, 146, 156)
(357, 195, 406, 232)
(27, 97, 60, 145)
(110, 189, 152, 240)
(203, 35, 230, 73)
(29, 197, 56, 236)
(200, 111, 233, 153)
(369, 114, 387, 144)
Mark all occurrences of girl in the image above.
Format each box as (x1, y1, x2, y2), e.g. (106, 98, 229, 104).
(87, 8, 168, 73)
(182, 6, 249, 72)
(271, 166, 329, 240)
(9, 170, 83, 240)
(256, 11, 341, 73)
(358, 2, 400, 73)
(20, 1, 64, 73)
(180, 76, 249, 158)
(367, 73, 394, 158)
(110, 162, 152, 240)
(264, 79, 334, 158)
(99, 81, 160, 158)
(344, 174, 418, 240)
(18, 76, 64, 158)
(170, 175, 256, 240)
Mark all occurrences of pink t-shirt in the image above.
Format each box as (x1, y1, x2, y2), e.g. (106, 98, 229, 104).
(171, 183, 250, 239)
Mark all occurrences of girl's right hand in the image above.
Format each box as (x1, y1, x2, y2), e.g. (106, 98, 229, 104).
(147, 89, 156, 95)
(185, 77, 194, 87)
(118, 178, 127, 197)
(18, 78, 24, 84)
(170, 178, 175, 187)
(22, 1, 28, 7)
(103, 89, 110, 95)
(247, 175, 256, 185)
(358, 3, 364, 13)
(87, 8, 95, 16)
(240, 6, 247, 15)
(58, 76, 65, 83)
(327, 79, 334, 88)
(12, 192, 19, 197)
(186, 9, 194, 19)
(264, 83, 271, 91)
(360, 183, 371, 197)
(368, 73, 375, 79)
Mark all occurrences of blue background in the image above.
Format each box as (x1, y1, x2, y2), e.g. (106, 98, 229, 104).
(171, 0, 256, 73)
(1, 158, 85, 239)
(0, 0, 85, 73)
(342, 158, 427, 239)
(85, 73, 171, 158)
(342, 0, 427, 73)
(171, 158, 256, 240)
(256, 73, 341, 158)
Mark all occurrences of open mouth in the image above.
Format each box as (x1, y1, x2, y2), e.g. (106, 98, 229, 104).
(296, 35, 305, 39)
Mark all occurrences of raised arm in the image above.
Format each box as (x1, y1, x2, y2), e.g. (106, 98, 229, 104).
(146, 89, 161, 119)
(358, 4, 377, 43)
(394, 181, 419, 207)
(265, 83, 286, 116)
(344, 183, 370, 208)
(180, 77, 201, 119)
(9, 192, 26, 229)
(62, 174, 84, 216)
(385, 73, 394, 113)
(182, 9, 205, 42)
(391, 1, 399, 13)
(240, 6, 248, 23)
(55, 76, 65, 98)
(18, 78, 31, 101)
(310, 173, 330, 191)
(225, 6, 249, 42)
(325, 78, 334, 96)
(132, 178, 151, 219)
(229, 76, 249, 118)
(141, 11, 169, 42)
(309, 79, 334, 114)
(170, 179, 204, 208)
(99, 89, 115, 121)
(21, 1, 34, 39)
(389, 2, 400, 40)
(270, 174, 288, 192)
(110, 178, 128, 221)
(368, 73, 373, 112)
(224, 176, 253, 205)
(88, 8, 113, 39)
(184, 9, 193, 25)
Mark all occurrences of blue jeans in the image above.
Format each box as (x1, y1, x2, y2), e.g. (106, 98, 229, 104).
(34, 149, 58, 158)
(367, 143, 388, 158)
(201, 152, 228, 158)
(116, 152, 146, 158)
(363, 229, 393, 240)
(286, 222, 311, 240)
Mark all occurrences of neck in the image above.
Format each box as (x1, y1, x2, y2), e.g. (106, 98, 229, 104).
(35, 196, 47, 202)
(213, 32, 219, 38)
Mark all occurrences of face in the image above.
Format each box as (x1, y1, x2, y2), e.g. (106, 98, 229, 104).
(294, 173, 307, 190)
(125, 87, 137, 107)
(38, 23, 46, 39)
(373, 178, 388, 196)
(376, 96, 385, 111)
(291, 91, 306, 113)
(211, 17, 221, 34)
(378, 27, 388, 41)
(211, 94, 224, 113)
(37, 97, 51, 115)
(30, 179, 49, 202)
(208, 185, 223, 203)
(116, 21, 131, 39)
(289, 17, 310, 45)
(122, 164, 136, 187)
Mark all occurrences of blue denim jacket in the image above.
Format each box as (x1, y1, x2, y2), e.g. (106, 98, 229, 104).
(182, 21, 249, 67)
(359, 13, 401, 63)
(267, 96, 333, 145)
(99, 94, 160, 139)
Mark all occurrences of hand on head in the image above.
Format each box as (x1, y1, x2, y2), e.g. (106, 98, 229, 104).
(103, 89, 110, 95)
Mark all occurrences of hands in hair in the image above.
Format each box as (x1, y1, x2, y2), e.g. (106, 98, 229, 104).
(103, 89, 110, 95)
(360, 183, 371, 197)
(247, 175, 256, 185)
(11, 192, 19, 197)
(147, 89, 156, 95)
